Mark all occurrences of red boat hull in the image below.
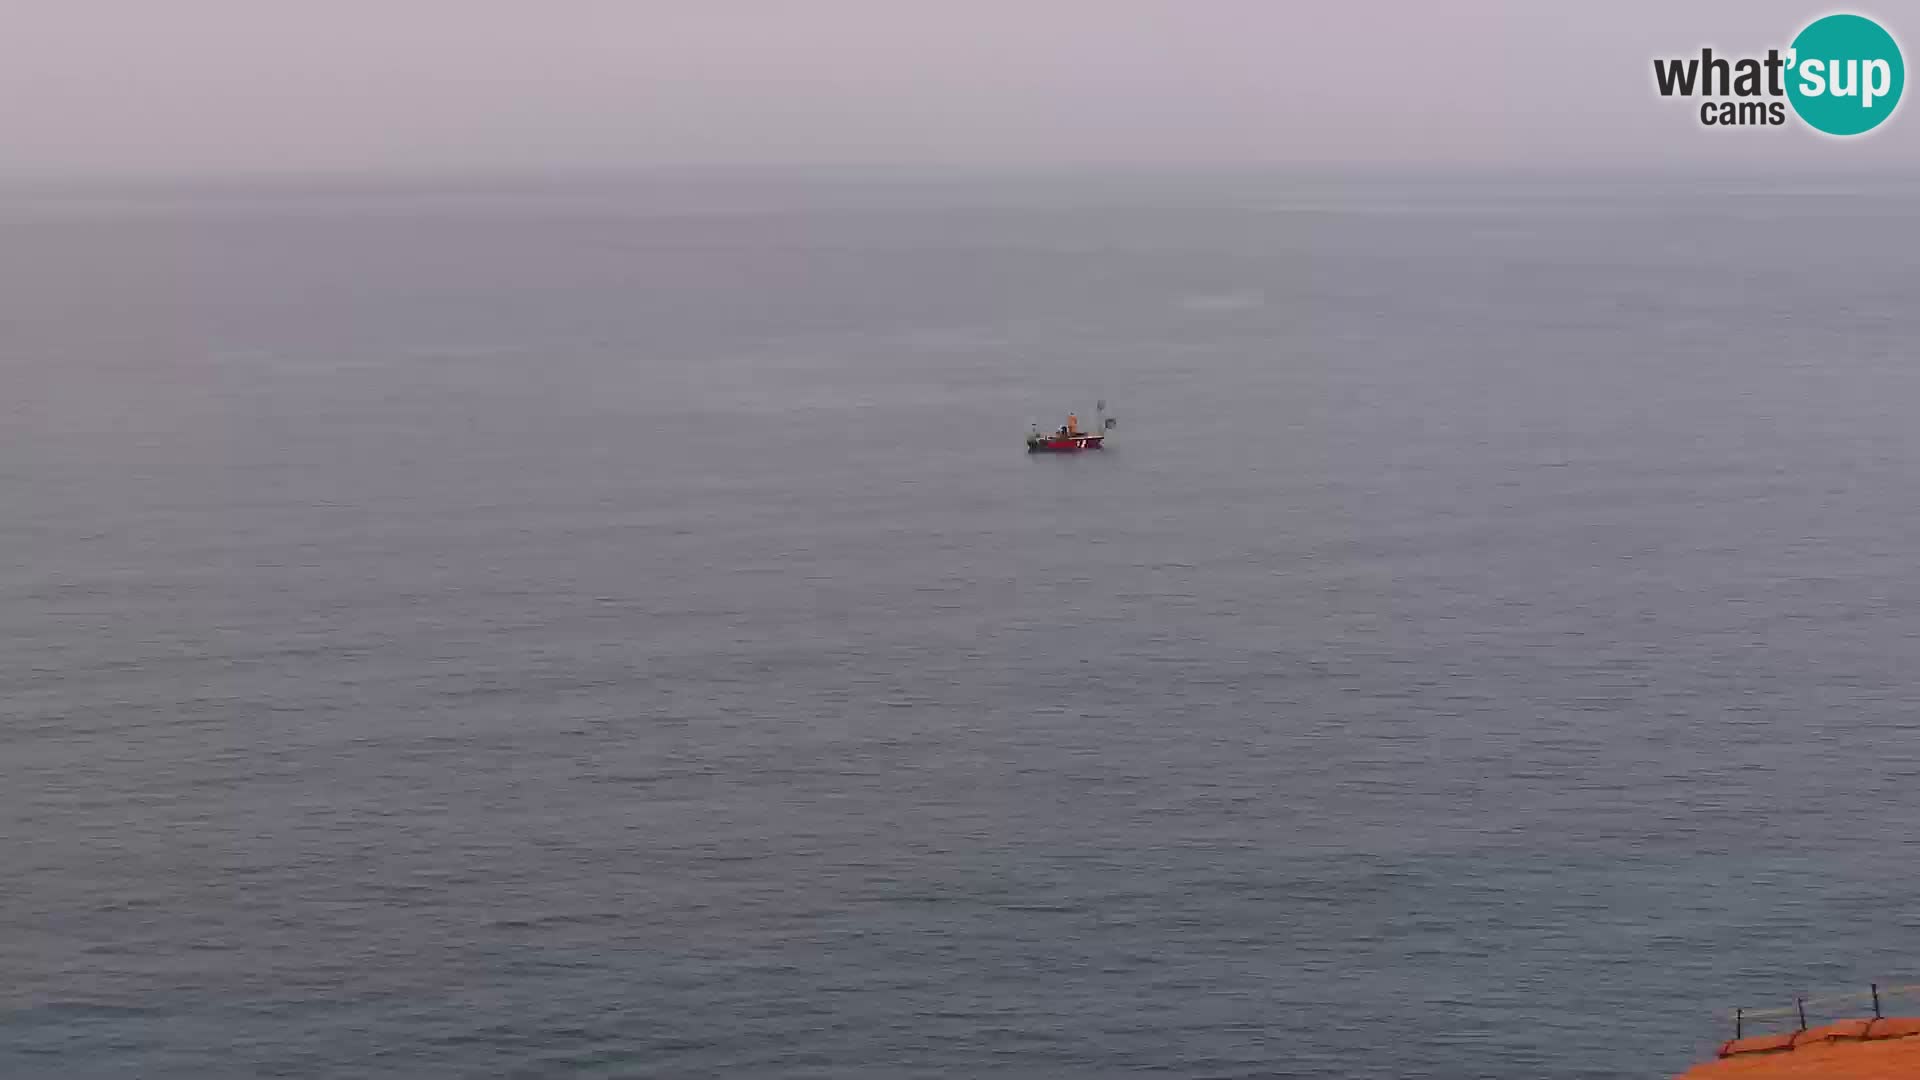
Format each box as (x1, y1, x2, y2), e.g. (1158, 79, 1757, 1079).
(1028, 434, 1105, 453)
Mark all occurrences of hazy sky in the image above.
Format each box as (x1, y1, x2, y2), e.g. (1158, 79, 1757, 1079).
(2, 1, 1913, 178)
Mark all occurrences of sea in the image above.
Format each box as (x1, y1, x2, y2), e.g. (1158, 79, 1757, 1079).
(4, 172, 1920, 1078)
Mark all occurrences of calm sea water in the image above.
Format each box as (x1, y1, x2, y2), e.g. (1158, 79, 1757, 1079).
(5, 174, 1920, 1078)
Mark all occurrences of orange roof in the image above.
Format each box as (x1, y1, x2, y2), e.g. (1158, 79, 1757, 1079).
(1676, 1017, 1920, 1078)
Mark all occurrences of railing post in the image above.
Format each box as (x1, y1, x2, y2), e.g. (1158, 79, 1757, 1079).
(1735, 1007, 1743, 1040)
(1874, 983, 1883, 1020)
(1797, 998, 1807, 1032)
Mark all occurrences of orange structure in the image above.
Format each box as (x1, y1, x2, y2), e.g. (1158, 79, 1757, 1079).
(1676, 1016, 1920, 1078)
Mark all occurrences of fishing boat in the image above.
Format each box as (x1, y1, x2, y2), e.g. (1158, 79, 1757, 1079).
(1027, 400, 1116, 453)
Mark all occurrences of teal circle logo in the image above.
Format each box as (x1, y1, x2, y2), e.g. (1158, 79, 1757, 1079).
(1787, 14, 1904, 135)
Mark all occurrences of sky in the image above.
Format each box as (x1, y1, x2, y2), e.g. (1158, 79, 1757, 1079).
(1, 1, 1914, 179)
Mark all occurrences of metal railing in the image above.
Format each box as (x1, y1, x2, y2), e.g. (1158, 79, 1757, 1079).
(1731, 983, 1920, 1040)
